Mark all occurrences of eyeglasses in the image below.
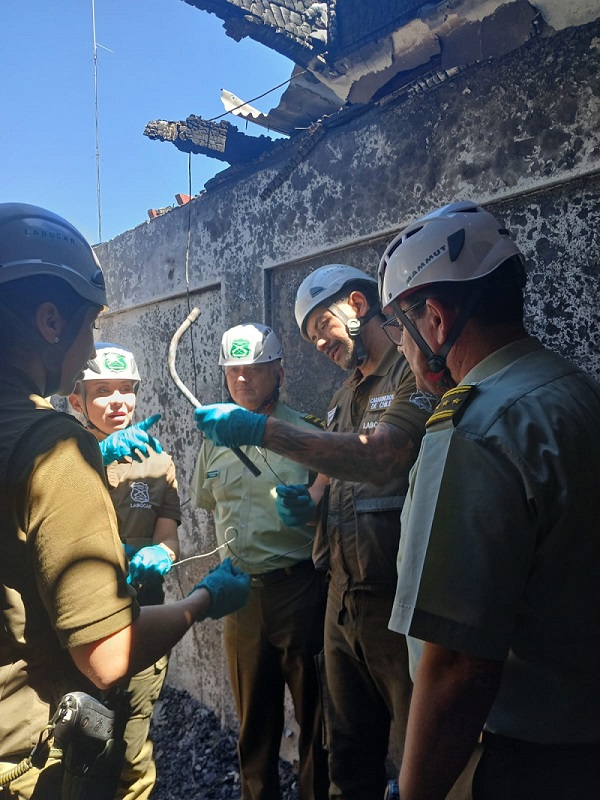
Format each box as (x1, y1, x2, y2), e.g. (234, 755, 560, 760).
(380, 300, 426, 345)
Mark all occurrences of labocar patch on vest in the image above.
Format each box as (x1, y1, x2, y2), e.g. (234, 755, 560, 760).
(206, 469, 220, 479)
(130, 481, 151, 509)
(369, 393, 394, 411)
(426, 385, 476, 428)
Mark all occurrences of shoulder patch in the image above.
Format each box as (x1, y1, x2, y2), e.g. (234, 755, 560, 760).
(303, 413, 325, 429)
(425, 385, 476, 428)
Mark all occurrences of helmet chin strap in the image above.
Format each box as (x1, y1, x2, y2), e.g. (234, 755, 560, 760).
(391, 287, 482, 392)
(227, 372, 281, 414)
(330, 302, 381, 366)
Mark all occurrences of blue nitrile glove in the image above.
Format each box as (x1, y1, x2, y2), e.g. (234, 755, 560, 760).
(275, 484, 317, 526)
(127, 544, 172, 587)
(123, 542, 137, 560)
(190, 557, 250, 619)
(194, 404, 267, 448)
(99, 414, 163, 465)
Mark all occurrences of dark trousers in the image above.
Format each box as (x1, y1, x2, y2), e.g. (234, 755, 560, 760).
(474, 733, 600, 800)
(224, 563, 329, 800)
(322, 586, 412, 800)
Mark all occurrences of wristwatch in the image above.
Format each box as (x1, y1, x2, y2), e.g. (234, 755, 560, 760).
(384, 780, 400, 799)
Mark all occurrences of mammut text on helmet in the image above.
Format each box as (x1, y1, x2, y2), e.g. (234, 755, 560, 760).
(408, 243, 447, 284)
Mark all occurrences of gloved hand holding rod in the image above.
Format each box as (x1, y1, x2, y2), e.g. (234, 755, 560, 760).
(167, 307, 261, 477)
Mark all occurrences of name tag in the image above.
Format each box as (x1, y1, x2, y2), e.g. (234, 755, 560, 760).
(206, 469, 220, 479)
(327, 406, 338, 427)
(369, 393, 394, 411)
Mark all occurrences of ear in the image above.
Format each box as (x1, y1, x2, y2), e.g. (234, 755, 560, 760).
(35, 302, 66, 344)
(423, 298, 457, 347)
(275, 363, 284, 386)
(347, 290, 370, 318)
(69, 392, 84, 414)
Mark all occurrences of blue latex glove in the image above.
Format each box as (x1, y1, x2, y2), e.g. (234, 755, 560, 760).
(123, 542, 137, 560)
(127, 544, 172, 587)
(191, 557, 250, 619)
(99, 414, 163, 465)
(275, 484, 317, 526)
(194, 404, 267, 448)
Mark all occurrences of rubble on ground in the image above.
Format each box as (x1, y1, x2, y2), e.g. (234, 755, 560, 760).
(151, 684, 298, 799)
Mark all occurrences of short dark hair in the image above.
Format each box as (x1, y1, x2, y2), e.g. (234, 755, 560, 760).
(407, 256, 526, 325)
(0, 276, 88, 353)
(333, 280, 382, 314)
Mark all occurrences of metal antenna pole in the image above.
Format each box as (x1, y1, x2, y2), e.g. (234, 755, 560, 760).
(91, 0, 102, 242)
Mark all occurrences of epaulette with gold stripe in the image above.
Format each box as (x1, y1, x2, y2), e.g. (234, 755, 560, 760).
(425, 385, 476, 428)
(303, 413, 326, 429)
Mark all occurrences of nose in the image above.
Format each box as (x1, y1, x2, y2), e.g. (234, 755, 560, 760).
(109, 392, 127, 404)
(316, 337, 328, 353)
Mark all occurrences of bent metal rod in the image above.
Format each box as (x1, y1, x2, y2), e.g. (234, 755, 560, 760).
(168, 306, 261, 477)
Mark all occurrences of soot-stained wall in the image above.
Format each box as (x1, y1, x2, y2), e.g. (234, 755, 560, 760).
(94, 18, 600, 745)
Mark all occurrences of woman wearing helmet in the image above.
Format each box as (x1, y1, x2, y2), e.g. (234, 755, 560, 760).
(0, 203, 250, 799)
(69, 343, 181, 800)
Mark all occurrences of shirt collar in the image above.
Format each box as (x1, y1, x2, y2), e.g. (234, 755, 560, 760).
(462, 336, 544, 385)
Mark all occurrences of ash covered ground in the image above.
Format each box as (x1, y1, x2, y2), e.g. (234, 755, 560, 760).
(151, 684, 298, 799)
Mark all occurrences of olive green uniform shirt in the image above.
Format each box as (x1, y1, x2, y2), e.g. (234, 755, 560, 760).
(0, 371, 139, 757)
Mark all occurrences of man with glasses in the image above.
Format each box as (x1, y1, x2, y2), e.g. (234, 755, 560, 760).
(379, 201, 600, 799)
(193, 267, 437, 799)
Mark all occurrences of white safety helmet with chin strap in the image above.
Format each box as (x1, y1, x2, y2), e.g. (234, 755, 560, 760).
(378, 201, 522, 307)
(0, 202, 107, 395)
(295, 264, 380, 365)
(377, 201, 524, 387)
(219, 323, 283, 366)
(75, 343, 140, 432)
(81, 343, 141, 387)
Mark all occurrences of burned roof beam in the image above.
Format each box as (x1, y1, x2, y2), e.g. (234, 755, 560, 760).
(143, 116, 278, 165)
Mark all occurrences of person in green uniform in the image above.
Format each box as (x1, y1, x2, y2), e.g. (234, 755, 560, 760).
(0, 202, 250, 800)
(379, 200, 600, 800)
(191, 323, 329, 800)
(69, 343, 181, 800)
(193, 270, 437, 800)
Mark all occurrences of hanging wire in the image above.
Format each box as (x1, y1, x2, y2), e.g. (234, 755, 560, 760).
(184, 152, 198, 399)
(91, 0, 102, 242)
(253, 446, 287, 485)
(204, 71, 307, 125)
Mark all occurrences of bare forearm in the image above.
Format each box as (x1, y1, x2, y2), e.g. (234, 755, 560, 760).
(400, 643, 503, 800)
(70, 589, 211, 689)
(263, 418, 417, 484)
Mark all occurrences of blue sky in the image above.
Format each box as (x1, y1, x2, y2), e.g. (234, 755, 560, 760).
(0, 0, 293, 244)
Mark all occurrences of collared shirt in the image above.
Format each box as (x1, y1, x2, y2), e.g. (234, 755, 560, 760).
(389, 337, 600, 743)
(191, 402, 317, 574)
(324, 343, 436, 591)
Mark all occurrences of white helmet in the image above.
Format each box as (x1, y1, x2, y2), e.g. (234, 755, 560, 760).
(82, 343, 141, 387)
(219, 323, 283, 366)
(295, 264, 377, 340)
(0, 202, 106, 307)
(378, 201, 523, 306)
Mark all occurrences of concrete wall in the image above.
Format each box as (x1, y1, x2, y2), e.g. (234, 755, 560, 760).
(94, 17, 600, 749)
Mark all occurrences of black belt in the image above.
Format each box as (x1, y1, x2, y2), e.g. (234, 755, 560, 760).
(250, 559, 314, 587)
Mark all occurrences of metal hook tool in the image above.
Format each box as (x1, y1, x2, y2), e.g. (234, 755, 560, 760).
(168, 307, 261, 477)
